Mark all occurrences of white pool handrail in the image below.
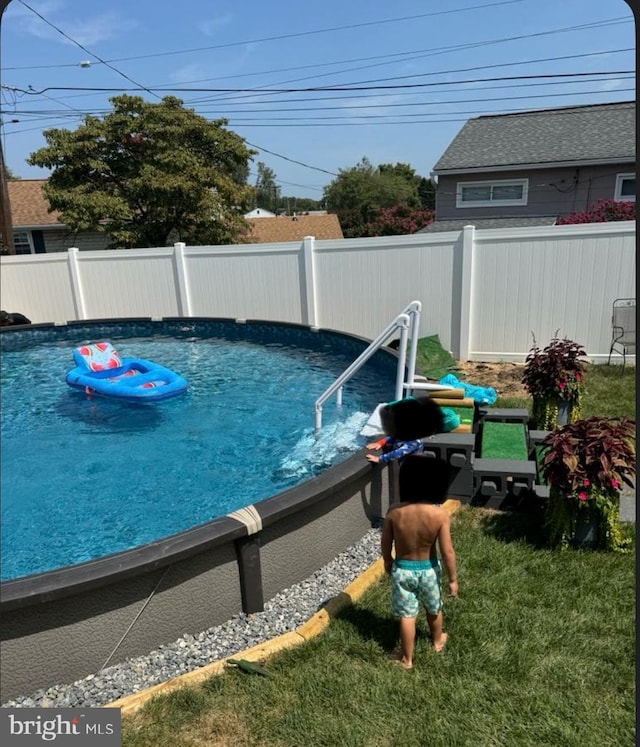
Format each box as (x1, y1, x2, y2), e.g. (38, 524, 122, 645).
(314, 300, 422, 432)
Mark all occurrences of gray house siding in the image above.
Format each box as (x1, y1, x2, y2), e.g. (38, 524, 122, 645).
(435, 163, 635, 221)
(40, 229, 111, 253)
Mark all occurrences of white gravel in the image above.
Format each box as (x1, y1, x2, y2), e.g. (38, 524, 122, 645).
(2, 527, 383, 709)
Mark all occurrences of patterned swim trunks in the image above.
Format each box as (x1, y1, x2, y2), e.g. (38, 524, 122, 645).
(391, 558, 442, 618)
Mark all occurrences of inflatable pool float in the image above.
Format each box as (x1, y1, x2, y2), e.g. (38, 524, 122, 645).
(65, 341, 187, 402)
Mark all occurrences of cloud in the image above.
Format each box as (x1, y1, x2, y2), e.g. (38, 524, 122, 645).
(168, 64, 206, 84)
(199, 14, 233, 38)
(336, 93, 406, 119)
(7, 3, 136, 47)
(596, 78, 624, 92)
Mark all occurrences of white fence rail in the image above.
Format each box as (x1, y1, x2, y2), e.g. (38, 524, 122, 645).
(1, 221, 635, 363)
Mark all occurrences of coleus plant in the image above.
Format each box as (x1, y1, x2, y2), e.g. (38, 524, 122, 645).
(540, 417, 636, 498)
(521, 336, 587, 402)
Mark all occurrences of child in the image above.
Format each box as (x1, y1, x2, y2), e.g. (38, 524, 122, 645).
(366, 396, 444, 465)
(381, 455, 458, 668)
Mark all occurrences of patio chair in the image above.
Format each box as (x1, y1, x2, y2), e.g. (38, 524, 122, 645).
(607, 298, 636, 369)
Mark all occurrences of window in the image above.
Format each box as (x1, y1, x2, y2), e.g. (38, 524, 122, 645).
(614, 173, 635, 202)
(456, 179, 528, 208)
(12, 231, 34, 255)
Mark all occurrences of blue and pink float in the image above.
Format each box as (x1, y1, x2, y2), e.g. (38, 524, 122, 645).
(65, 341, 187, 402)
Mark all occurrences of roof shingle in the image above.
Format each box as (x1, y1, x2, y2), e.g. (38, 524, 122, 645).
(246, 214, 343, 243)
(8, 179, 62, 227)
(419, 216, 557, 232)
(433, 101, 636, 173)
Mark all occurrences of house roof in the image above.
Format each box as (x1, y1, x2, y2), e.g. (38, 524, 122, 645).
(8, 179, 62, 227)
(246, 213, 343, 243)
(418, 216, 557, 233)
(244, 207, 276, 218)
(433, 101, 636, 174)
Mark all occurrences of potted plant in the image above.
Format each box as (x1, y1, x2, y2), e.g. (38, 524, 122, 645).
(521, 336, 587, 429)
(539, 416, 635, 551)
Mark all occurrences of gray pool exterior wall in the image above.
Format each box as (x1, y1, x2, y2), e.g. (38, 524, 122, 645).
(1, 319, 398, 701)
(0, 455, 390, 701)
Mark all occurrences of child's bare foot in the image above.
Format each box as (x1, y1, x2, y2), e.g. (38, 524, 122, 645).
(388, 649, 413, 670)
(433, 632, 448, 652)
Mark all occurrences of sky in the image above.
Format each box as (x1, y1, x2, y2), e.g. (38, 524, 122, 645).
(0, 0, 636, 199)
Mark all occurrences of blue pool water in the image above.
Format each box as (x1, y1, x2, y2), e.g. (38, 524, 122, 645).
(1, 324, 396, 580)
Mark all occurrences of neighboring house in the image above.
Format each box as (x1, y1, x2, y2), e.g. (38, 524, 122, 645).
(6, 184, 342, 251)
(422, 101, 635, 232)
(7, 179, 109, 253)
(246, 213, 343, 243)
(244, 207, 277, 218)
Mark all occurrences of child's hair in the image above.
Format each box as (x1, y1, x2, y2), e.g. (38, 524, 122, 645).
(380, 396, 444, 440)
(398, 455, 451, 503)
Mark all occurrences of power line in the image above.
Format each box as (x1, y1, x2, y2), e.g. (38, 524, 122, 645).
(16, 0, 160, 100)
(164, 76, 639, 114)
(6, 77, 634, 119)
(243, 141, 338, 176)
(15, 69, 634, 97)
(164, 39, 632, 94)
(248, 172, 325, 192)
(6, 0, 528, 71)
(181, 18, 633, 106)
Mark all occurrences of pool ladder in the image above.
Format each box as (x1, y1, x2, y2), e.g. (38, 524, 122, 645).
(314, 300, 423, 432)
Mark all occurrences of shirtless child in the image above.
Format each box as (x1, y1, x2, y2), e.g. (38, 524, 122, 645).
(381, 455, 458, 669)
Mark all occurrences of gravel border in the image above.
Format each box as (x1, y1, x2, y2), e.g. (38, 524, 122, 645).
(4, 492, 634, 709)
(2, 526, 383, 709)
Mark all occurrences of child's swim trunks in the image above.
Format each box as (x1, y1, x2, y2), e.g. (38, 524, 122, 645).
(391, 558, 442, 617)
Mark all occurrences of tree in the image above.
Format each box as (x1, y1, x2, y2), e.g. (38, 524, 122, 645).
(5, 165, 20, 180)
(380, 163, 436, 210)
(280, 195, 324, 213)
(254, 161, 281, 213)
(556, 199, 635, 224)
(323, 158, 420, 237)
(28, 95, 256, 248)
(417, 177, 436, 211)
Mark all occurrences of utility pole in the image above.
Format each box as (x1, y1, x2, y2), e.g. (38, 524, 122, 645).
(0, 0, 15, 254)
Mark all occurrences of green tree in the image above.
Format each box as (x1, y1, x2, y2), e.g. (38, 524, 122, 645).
(280, 195, 324, 213)
(323, 158, 420, 237)
(417, 176, 436, 211)
(254, 161, 281, 213)
(5, 165, 20, 180)
(28, 95, 256, 248)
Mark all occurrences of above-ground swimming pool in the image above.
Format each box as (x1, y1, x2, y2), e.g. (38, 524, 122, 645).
(1, 319, 397, 581)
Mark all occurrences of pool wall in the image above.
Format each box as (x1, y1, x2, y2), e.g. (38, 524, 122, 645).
(0, 319, 397, 702)
(0, 452, 392, 701)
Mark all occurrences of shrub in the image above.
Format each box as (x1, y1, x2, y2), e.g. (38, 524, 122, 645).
(557, 199, 635, 225)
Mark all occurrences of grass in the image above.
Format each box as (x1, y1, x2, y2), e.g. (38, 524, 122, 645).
(121, 362, 635, 746)
(122, 509, 635, 747)
(494, 364, 635, 421)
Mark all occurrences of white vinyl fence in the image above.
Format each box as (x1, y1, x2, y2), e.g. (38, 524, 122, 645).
(1, 221, 635, 363)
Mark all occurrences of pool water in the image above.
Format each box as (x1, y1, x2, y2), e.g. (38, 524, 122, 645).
(1, 332, 394, 580)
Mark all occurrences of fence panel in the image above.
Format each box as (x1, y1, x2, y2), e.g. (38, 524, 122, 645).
(76, 247, 179, 319)
(469, 222, 636, 361)
(313, 233, 460, 350)
(0, 253, 76, 322)
(0, 221, 635, 361)
(184, 243, 305, 322)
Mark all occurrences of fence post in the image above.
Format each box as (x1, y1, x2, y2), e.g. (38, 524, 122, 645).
(458, 225, 475, 361)
(67, 247, 87, 320)
(173, 242, 192, 317)
(301, 235, 318, 327)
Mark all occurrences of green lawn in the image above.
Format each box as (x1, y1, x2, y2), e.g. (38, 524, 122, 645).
(122, 509, 635, 747)
(494, 363, 635, 421)
(121, 362, 635, 747)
